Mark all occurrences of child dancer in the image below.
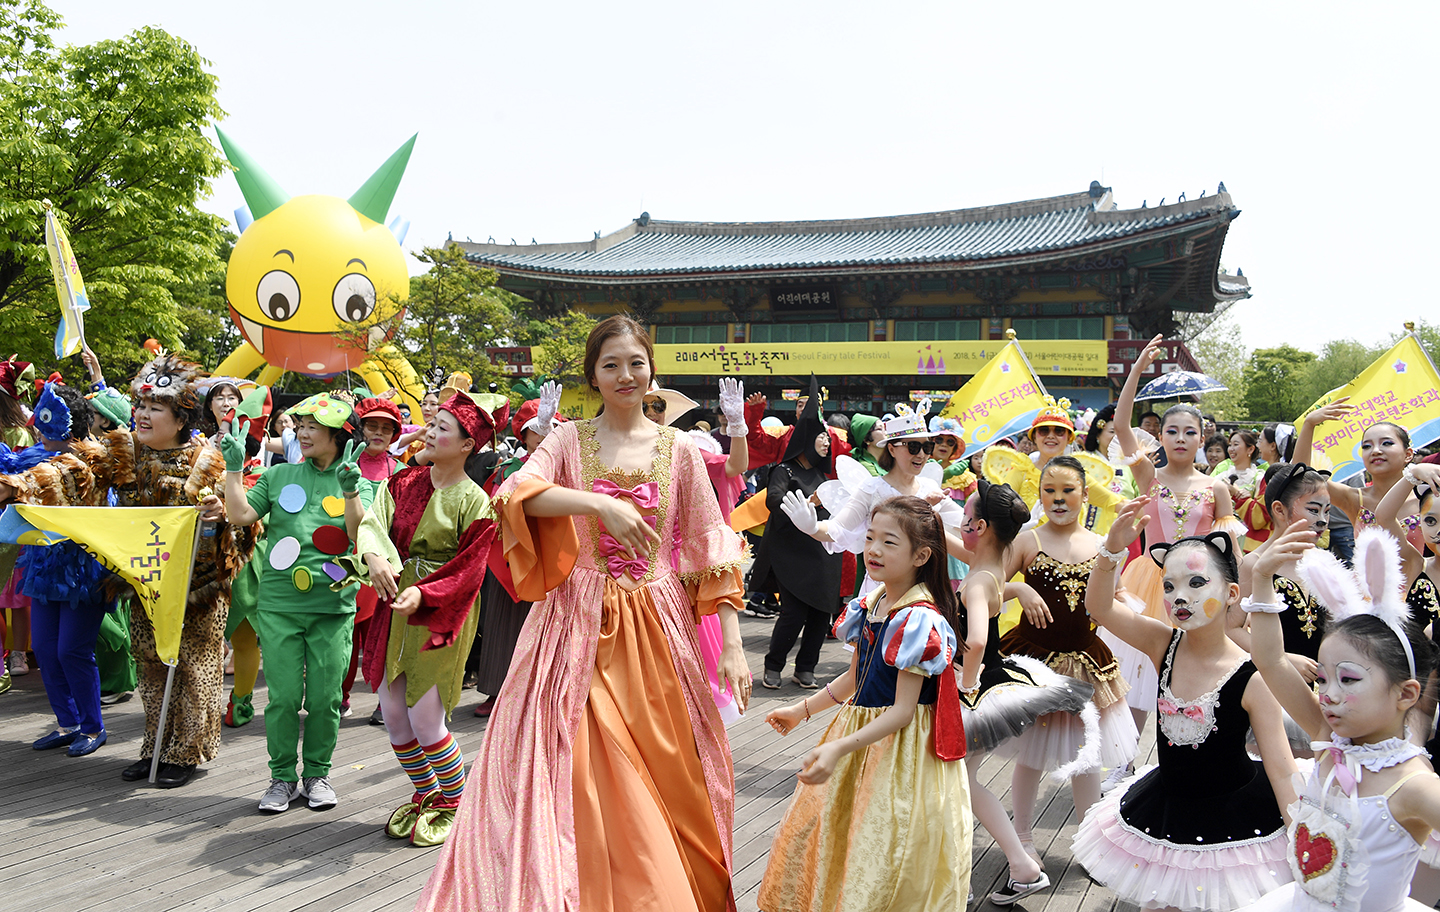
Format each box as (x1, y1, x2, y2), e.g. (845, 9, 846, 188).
(759, 495, 969, 912)
(1377, 462, 1440, 630)
(1074, 499, 1297, 911)
(1240, 521, 1440, 911)
(1002, 457, 1139, 863)
(346, 392, 497, 846)
(1111, 336, 1246, 739)
(1229, 463, 1334, 669)
(1296, 404, 1421, 536)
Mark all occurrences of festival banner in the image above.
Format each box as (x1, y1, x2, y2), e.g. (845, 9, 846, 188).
(647, 340, 1108, 377)
(937, 340, 1050, 451)
(0, 506, 199, 665)
(1296, 334, 1440, 482)
(42, 201, 91, 359)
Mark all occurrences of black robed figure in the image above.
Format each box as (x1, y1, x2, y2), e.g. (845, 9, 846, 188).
(754, 375, 844, 689)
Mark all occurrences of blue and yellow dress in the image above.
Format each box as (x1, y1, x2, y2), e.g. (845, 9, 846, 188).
(758, 583, 971, 912)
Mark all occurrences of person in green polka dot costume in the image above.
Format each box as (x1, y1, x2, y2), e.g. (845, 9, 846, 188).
(220, 392, 376, 814)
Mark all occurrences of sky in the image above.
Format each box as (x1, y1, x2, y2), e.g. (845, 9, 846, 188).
(51, 0, 1440, 355)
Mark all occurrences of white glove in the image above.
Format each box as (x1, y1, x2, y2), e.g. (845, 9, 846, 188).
(535, 380, 561, 437)
(718, 377, 746, 437)
(780, 489, 819, 535)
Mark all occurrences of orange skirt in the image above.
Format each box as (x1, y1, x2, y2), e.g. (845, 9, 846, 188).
(573, 579, 731, 912)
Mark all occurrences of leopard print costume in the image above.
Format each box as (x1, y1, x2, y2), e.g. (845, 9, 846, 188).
(0, 430, 257, 766)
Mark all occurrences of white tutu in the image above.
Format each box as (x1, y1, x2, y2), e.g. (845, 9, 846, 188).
(1098, 625, 1157, 711)
(1236, 881, 1430, 912)
(1008, 697, 1139, 775)
(961, 653, 1093, 755)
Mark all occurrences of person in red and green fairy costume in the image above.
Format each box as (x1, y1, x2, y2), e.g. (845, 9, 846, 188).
(219, 392, 373, 815)
(337, 390, 499, 846)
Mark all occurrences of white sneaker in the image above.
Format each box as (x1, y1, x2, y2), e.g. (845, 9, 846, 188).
(258, 778, 300, 813)
(301, 776, 337, 810)
(1102, 763, 1133, 794)
(8, 652, 28, 676)
(989, 872, 1051, 906)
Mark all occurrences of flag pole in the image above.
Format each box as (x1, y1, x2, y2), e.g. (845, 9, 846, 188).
(148, 514, 204, 786)
(1004, 329, 1050, 398)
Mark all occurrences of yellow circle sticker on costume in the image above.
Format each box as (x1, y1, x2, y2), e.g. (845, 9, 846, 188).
(293, 567, 312, 592)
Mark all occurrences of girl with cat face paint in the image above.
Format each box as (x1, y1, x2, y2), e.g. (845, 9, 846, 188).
(1073, 497, 1298, 912)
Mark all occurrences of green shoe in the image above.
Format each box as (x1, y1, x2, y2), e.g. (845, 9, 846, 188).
(410, 794, 461, 847)
(224, 691, 254, 727)
(386, 790, 437, 840)
(0, 670, 10, 695)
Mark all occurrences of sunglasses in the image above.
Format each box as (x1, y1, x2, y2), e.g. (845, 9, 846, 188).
(642, 398, 666, 413)
(890, 439, 936, 455)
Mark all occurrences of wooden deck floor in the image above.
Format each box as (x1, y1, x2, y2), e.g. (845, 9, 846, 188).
(0, 614, 1141, 910)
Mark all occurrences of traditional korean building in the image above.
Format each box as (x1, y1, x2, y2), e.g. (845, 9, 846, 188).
(458, 181, 1249, 416)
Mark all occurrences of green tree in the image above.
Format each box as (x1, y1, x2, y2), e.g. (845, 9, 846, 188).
(518, 309, 596, 387)
(1298, 337, 1382, 407)
(0, 1, 231, 376)
(396, 245, 514, 390)
(1242, 345, 1317, 421)
(1189, 308, 1248, 420)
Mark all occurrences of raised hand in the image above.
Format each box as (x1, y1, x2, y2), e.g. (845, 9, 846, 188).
(1105, 496, 1152, 553)
(718, 377, 746, 436)
(336, 439, 363, 495)
(1304, 396, 1354, 428)
(219, 418, 251, 473)
(1133, 333, 1166, 376)
(1253, 519, 1316, 579)
(781, 489, 819, 535)
(536, 380, 562, 433)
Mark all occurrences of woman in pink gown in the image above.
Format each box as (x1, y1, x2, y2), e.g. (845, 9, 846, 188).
(415, 316, 751, 912)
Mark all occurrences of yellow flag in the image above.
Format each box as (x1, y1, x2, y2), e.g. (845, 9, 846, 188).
(14, 506, 198, 665)
(1296, 335, 1440, 481)
(938, 340, 1049, 450)
(42, 201, 90, 359)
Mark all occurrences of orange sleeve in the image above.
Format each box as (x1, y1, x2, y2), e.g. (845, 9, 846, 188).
(685, 564, 744, 623)
(498, 476, 580, 602)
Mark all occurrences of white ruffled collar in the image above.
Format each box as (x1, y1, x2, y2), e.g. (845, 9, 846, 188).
(1314, 729, 1429, 772)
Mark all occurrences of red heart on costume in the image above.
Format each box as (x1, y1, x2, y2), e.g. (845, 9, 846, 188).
(1294, 824, 1337, 881)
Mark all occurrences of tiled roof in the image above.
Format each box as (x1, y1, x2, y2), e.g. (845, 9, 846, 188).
(455, 184, 1243, 284)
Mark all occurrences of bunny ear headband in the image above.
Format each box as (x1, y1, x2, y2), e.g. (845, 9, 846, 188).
(1297, 527, 1415, 679)
(1149, 530, 1238, 581)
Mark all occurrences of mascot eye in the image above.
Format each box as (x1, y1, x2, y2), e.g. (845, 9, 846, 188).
(257, 270, 301, 322)
(157, 375, 173, 387)
(332, 273, 376, 323)
(145, 372, 157, 385)
(37, 408, 51, 424)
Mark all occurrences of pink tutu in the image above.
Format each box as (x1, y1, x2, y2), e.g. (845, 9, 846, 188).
(1073, 765, 1292, 912)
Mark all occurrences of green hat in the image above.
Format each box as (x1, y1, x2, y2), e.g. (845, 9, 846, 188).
(87, 387, 132, 429)
(287, 393, 355, 431)
(848, 413, 879, 449)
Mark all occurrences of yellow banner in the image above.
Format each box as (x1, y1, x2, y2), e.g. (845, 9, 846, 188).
(15, 506, 199, 665)
(937, 340, 1050, 449)
(649, 340, 1107, 377)
(1297, 335, 1440, 481)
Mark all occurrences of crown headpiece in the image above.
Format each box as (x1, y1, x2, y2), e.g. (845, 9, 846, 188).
(882, 398, 933, 440)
